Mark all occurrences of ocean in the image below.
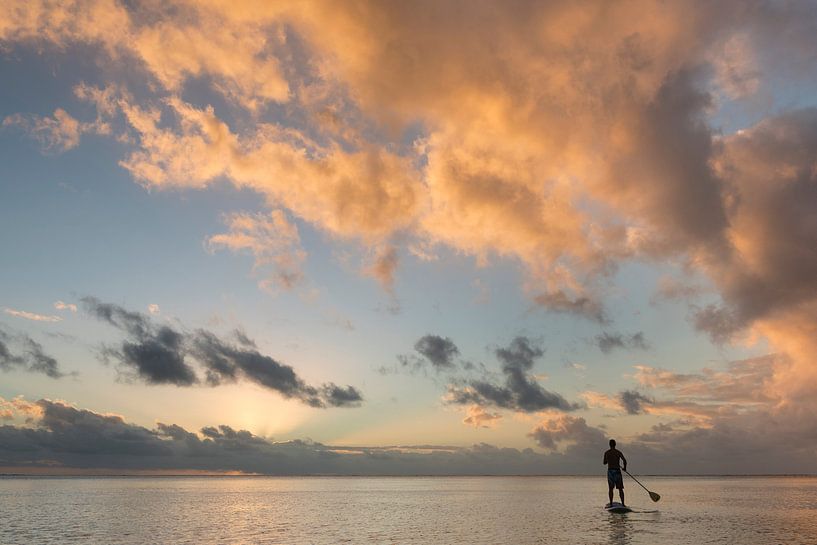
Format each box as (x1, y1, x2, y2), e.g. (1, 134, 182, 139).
(1, 476, 815, 544)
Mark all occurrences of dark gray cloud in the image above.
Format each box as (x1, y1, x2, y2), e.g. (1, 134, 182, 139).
(320, 384, 364, 408)
(619, 390, 654, 415)
(0, 327, 65, 378)
(119, 326, 194, 385)
(190, 330, 361, 408)
(4, 397, 811, 475)
(414, 335, 459, 369)
(383, 334, 465, 376)
(83, 297, 196, 386)
(594, 331, 649, 354)
(81, 298, 362, 408)
(233, 328, 256, 348)
(447, 337, 581, 413)
(37, 399, 168, 456)
(691, 304, 743, 345)
(82, 297, 152, 338)
(0, 399, 590, 475)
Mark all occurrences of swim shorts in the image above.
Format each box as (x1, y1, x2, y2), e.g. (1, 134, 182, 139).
(607, 469, 624, 490)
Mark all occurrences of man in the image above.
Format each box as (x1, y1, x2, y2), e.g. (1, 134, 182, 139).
(603, 439, 627, 506)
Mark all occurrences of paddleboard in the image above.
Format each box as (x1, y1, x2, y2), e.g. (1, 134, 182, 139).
(604, 502, 632, 514)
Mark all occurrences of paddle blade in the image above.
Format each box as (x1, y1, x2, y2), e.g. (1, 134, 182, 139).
(649, 491, 661, 502)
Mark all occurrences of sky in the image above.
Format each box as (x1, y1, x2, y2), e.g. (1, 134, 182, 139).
(1, 0, 817, 475)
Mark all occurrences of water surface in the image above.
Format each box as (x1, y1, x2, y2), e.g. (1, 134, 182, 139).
(1, 476, 815, 544)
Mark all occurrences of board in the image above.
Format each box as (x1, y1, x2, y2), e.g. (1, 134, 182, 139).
(604, 502, 632, 514)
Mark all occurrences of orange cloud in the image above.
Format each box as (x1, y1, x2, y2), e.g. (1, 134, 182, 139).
(115, 96, 423, 242)
(0, 395, 45, 422)
(3, 109, 88, 152)
(207, 210, 306, 291)
(3, 308, 62, 322)
(462, 405, 502, 429)
(3, 0, 817, 414)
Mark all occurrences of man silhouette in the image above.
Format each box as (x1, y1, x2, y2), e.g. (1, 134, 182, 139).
(603, 439, 627, 506)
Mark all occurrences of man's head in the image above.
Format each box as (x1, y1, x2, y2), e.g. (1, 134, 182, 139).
(609, 439, 616, 448)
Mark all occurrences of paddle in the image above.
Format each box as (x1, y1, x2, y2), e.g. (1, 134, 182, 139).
(624, 469, 661, 502)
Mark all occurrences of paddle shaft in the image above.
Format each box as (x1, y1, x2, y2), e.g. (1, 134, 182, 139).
(624, 469, 652, 494)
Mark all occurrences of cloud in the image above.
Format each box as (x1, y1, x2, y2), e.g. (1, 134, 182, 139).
(580, 389, 659, 417)
(528, 415, 607, 452)
(531, 292, 608, 323)
(3, 0, 817, 445)
(2, 395, 817, 474)
(578, 355, 779, 422)
(690, 304, 742, 345)
(602, 356, 778, 428)
(385, 334, 463, 376)
(446, 337, 581, 413)
(363, 246, 400, 291)
(580, 391, 621, 412)
(113, 96, 423, 245)
(320, 384, 364, 408)
(413, 335, 459, 370)
(147, 304, 160, 315)
(54, 301, 78, 313)
(4, 308, 62, 322)
(82, 297, 196, 386)
(682, 109, 817, 405)
(0, 328, 65, 378)
(711, 33, 761, 100)
(2, 109, 87, 152)
(594, 331, 649, 354)
(632, 356, 776, 405)
(462, 405, 502, 429)
(0, 397, 611, 474)
(619, 390, 655, 415)
(206, 210, 306, 291)
(0, 395, 43, 422)
(81, 297, 362, 407)
(189, 329, 362, 408)
(0, 0, 287, 110)
(2, 1, 813, 318)
(651, 275, 706, 303)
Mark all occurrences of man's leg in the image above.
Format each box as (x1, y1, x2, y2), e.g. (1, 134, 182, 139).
(608, 484, 614, 505)
(619, 487, 625, 506)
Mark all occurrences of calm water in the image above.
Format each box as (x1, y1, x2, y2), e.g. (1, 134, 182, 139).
(1, 476, 816, 544)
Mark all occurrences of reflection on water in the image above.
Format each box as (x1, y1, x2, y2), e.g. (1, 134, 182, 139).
(607, 512, 633, 545)
(0, 476, 814, 544)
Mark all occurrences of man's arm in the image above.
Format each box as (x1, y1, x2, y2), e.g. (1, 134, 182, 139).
(603, 451, 608, 465)
(621, 453, 627, 471)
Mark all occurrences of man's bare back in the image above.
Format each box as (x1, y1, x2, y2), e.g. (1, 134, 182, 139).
(603, 448, 626, 470)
